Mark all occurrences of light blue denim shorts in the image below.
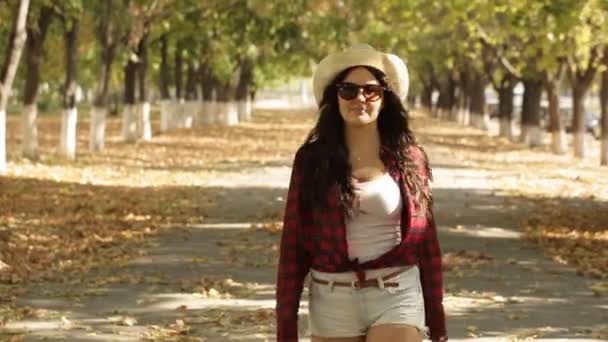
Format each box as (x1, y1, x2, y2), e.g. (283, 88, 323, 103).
(307, 265, 428, 338)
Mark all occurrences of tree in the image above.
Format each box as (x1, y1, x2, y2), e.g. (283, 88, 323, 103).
(21, 3, 54, 160)
(544, 0, 603, 158)
(0, 0, 30, 173)
(57, 1, 84, 160)
(600, 46, 608, 166)
(90, 0, 125, 152)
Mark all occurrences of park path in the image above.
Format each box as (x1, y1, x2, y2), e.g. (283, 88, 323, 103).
(2, 107, 607, 341)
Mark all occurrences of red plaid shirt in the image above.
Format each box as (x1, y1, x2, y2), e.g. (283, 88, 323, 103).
(275, 144, 447, 341)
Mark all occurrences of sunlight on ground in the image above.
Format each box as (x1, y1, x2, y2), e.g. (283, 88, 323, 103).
(447, 225, 523, 239)
(2, 109, 608, 341)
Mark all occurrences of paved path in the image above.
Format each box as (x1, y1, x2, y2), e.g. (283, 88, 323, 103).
(3, 133, 607, 341)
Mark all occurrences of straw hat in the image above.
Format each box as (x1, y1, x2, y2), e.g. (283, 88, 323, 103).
(312, 43, 409, 106)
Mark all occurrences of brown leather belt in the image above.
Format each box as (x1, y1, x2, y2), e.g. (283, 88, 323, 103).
(311, 267, 410, 289)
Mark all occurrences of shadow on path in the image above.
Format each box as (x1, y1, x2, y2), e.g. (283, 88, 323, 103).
(3, 161, 608, 340)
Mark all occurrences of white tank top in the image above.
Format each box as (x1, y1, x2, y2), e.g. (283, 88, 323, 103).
(346, 172, 402, 263)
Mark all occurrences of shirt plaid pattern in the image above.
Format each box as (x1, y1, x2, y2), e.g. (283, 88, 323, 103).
(276, 144, 447, 341)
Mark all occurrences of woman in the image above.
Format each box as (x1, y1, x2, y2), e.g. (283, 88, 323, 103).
(276, 44, 447, 342)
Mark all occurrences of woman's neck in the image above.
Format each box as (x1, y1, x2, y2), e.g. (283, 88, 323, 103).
(345, 122, 381, 158)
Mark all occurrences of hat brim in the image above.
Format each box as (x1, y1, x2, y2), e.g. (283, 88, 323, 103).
(312, 45, 409, 106)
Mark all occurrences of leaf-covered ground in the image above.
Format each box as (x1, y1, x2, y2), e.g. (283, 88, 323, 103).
(1, 108, 607, 340)
(1, 108, 314, 327)
(413, 117, 608, 282)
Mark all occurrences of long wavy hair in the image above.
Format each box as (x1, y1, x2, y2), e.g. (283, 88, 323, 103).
(299, 65, 431, 218)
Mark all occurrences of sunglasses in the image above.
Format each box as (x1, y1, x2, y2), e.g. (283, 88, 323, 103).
(336, 82, 385, 102)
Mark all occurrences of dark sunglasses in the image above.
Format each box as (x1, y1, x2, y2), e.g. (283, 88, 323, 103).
(336, 82, 385, 102)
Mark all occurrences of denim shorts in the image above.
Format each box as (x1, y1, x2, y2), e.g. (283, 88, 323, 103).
(307, 265, 428, 338)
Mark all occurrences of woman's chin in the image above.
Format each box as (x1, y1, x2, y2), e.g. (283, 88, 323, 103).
(344, 115, 376, 126)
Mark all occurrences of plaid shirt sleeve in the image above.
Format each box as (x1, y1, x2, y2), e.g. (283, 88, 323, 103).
(276, 149, 312, 341)
(414, 146, 447, 341)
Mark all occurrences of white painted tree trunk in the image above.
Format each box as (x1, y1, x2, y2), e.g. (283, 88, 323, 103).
(210, 100, 220, 124)
(237, 100, 248, 122)
(173, 99, 185, 129)
(245, 98, 253, 121)
(470, 113, 481, 128)
(138, 101, 152, 141)
(59, 107, 78, 159)
(89, 106, 106, 151)
(471, 112, 489, 131)
(574, 132, 585, 158)
(184, 100, 197, 128)
(195, 99, 205, 126)
(499, 118, 512, 140)
(160, 99, 171, 132)
(601, 136, 608, 166)
(201, 101, 215, 125)
(300, 79, 309, 106)
(122, 104, 137, 143)
(0, 109, 6, 173)
(437, 108, 446, 120)
(168, 99, 178, 129)
(520, 125, 530, 144)
(458, 107, 470, 126)
(215, 102, 225, 125)
(449, 108, 458, 122)
(217, 101, 238, 126)
(527, 125, 543, 147)
(21, 104, 38, 159)
(551, 130, 567, 155)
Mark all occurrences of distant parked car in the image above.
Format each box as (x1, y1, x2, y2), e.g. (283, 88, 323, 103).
(543, 109, 600, 140)
(564, 111, 600, 139)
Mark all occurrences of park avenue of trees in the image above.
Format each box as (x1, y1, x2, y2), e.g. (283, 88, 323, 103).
(1, 0, 608, 173)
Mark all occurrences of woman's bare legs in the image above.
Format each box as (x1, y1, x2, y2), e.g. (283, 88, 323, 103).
(365, 324, 423, 342)
(311, 335, 366, 342)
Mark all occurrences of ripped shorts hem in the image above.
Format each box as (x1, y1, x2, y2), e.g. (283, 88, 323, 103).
(369, 322, 430, 339)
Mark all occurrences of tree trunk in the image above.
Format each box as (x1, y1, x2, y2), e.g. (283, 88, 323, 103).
(0, 0, 30, 173)
(217, 82, 238, 126)
(184, 60, 198, 127)
(469, 72, 488, 130)
(543, 65, 566, 155)
(90, 0, 119, 152)
(236, 58, 253, 121)
(90, 46, 114, 151)
(436, 83, 446, 119)
(446, 76, 456, 119)
(572, 87, 586, 158)
(520, 77, 543, 147)
(435, 75, 455, 120)
(452, 86, 465, 122)
(200, 65, 217, 125)
(420, 83, 432, 114)
(601, 50, 608, 166)
(137, 33, 151, 140)
(59, 19, 79, 160)
(457, 66, 471, 125)
(216, 67, 239, 126)
(159, 34, 170, 100)
(122, 57, 137, 142)
(568, 50, 598, 158)
(21, 5, 53, 160)
(174, 44, 183, 100)
(570, 79, 596, 159)
(496, 77, 515, 140)
(173, 43, 184, 129)
(159, 34, 171, 132)
(546, 82, 565, 154)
